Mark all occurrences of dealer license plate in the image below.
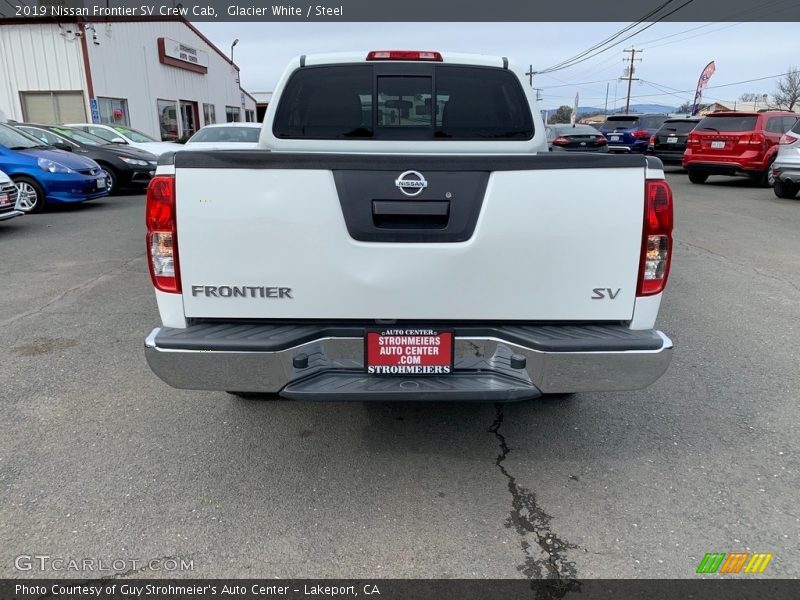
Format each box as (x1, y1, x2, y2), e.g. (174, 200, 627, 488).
(711, 140, 725, 149)
(667, 136, 678, 144)
(365, 329, 453, 375)
(0, 193, 9, 207)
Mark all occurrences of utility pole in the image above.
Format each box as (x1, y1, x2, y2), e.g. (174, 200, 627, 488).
(525, 65, 536, 87)
(604, 82, 609, 115)
(621, 48, 641, 114)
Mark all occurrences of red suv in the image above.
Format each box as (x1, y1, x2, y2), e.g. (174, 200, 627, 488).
(683, 111, 799, 186)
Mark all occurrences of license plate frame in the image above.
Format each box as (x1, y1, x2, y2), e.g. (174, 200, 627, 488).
(365, 328, 454, 376)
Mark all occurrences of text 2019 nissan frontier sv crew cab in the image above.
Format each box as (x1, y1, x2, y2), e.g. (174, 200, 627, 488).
(144, 50, 674, 401)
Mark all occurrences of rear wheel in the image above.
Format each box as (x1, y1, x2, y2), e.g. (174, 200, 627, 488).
(774, 179, 800, 199)
(12, 177, 46, 213)
(688, 170, 708, 184)
(756, 158, 776, 188)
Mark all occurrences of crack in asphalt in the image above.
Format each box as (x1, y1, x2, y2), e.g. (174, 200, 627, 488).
(1, 255, 145, 327)
(489, 404, 581, 598)
(677, 238, 800, 295)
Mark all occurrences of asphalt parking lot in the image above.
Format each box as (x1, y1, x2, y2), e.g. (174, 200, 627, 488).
(1, 169, 798, 580)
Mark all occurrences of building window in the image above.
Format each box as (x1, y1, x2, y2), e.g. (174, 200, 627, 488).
(245, 109, 256, 122)
(203, 103, 216, 126)
(96, 97, 130, 126)
(19, 91, 86, 124)
(157, 99, 178, 141)
(226, 106, 241, 123)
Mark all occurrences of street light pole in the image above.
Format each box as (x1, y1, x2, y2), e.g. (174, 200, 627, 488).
(230, 38, 239, 63)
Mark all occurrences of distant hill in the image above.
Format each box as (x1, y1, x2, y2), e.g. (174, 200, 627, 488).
(571, 103, 677, 117)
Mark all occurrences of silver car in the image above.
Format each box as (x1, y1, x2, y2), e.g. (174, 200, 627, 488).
(773, 118, 800, 198)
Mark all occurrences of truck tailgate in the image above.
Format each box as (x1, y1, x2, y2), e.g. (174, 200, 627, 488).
(174, 152, 647, 322)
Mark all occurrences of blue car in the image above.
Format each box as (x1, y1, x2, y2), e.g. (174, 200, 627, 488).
(0, 122, 108, 213)
(599, 114, 669, 154)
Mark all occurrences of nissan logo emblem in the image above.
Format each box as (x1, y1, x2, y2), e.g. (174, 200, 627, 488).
(395, 170, 427, 197)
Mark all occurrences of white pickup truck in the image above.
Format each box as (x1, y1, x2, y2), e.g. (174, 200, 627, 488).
(144, 50, 674, 401)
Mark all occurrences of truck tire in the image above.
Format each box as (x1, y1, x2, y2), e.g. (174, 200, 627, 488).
(226, 391, 281, 400)
(773, 180, 800, 199)
(541, 393, 576, 400)
(688, 171, 708, 184)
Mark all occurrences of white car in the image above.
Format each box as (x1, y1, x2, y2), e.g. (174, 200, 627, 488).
(0, 169, 23, 222)
(63, 123, 181, 157)
(183, 123, 262, 150)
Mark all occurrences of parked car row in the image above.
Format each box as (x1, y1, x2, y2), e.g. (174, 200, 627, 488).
(645, 110, 800, 198)
(0, 120, 263, 216)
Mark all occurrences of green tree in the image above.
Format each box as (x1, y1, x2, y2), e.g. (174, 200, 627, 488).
(551, 105, 573, 124)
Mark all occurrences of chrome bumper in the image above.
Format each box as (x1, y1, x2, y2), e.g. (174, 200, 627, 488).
(0, 210, 24, 221)
(144, 326, 673, 398)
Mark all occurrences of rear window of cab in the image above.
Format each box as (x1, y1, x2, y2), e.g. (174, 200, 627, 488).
(272, 64, 534, 141)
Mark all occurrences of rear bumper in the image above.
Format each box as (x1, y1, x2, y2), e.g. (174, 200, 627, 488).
(607, 141, 647, 153)
(144, 323, 673, 401)
(772, 161, 800, 183)
(650, 150, 686, 164)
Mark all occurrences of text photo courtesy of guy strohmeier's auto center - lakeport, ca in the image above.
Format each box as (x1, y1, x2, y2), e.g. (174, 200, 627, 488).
(1, 0, 800, 599)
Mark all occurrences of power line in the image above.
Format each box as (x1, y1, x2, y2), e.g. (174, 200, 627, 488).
(536, 0, 677, 74)
(537, 0, 696, 75)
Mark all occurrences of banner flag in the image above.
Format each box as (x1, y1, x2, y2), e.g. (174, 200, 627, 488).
(691, 61, 716, 116)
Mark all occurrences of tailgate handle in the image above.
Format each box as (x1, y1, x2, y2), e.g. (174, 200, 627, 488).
(372, 201, 450, 230)
(372, 201, 449, 216)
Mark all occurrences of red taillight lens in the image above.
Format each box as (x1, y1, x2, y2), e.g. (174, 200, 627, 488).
(637, 179, 673, 297)
(648, 135, 656, 145)
(366, 50, 443, 61)
(146, 175, 180, 294)
(596, 135, 607, 145)
(552, 136, 570, 145)
(780, 132, 799, 145)
(748, 133, 765, 146)
(632, 129, 650, 139)
(686, 133, 699, 146)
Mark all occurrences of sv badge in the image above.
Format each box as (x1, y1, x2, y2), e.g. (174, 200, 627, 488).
(592, 287, 621, 300)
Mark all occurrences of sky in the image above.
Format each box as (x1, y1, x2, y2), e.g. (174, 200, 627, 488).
(193, 22, 797, 111)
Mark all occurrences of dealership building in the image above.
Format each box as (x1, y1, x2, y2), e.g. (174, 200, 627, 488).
(0, 19, 257, 140)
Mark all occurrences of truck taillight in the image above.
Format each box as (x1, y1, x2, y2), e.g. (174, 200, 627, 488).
(637, 179, 673, 297)
(146, 175, 180, 294)
(366, 50, 443, 61)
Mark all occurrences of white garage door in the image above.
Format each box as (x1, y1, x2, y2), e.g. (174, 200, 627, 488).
(20, 91, 86, 124)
